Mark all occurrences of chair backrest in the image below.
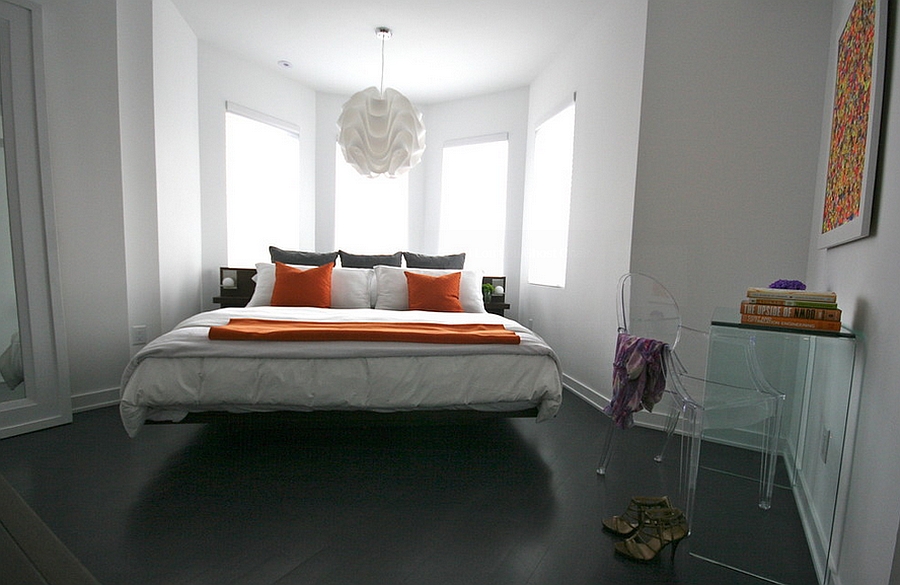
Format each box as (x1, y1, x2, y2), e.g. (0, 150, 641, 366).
(617, 273, 682, 350)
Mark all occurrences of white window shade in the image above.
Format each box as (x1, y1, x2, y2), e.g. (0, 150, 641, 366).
(225, 108, 302, 266)
(439, 136, 508, 275)
(334, 144, 409, 253)
(525, 102, 575, 287)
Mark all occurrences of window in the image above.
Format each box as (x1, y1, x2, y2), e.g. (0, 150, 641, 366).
(439, 136, 508, 275)
(525, 102, 576, 287)
(225, 105, 301, 267)
(334, 144, 409, 253)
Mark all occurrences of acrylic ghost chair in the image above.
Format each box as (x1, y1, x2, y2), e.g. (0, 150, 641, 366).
(596, 273, 786, 531)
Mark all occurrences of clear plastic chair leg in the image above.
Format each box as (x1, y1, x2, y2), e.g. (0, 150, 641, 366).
(654, 407, 681, 463)
(597, 420, 615, 475)
(678, 404, 703, 535)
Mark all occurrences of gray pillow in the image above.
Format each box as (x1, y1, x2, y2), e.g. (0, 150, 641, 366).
(269, 246, 338, 266)
(403, 251, 466, 269)
(339, 250, 402, 269)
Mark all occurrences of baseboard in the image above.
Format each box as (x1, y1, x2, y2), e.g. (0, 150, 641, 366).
(70, 387, 119, 413)
(562, 374, 605, 411)
(562, 373, 670, 431)
(793, 471, 830, 585)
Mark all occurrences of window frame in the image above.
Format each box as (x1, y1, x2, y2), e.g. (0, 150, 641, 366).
(524, 98, 576, 288)
(438, 132, 509, 275)
(224, 102, 304, 267)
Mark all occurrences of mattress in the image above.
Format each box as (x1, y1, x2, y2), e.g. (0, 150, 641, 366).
(119, 307, 563, 436)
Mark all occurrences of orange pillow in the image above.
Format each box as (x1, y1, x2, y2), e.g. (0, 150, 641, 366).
(405, 271, 463, 312)
(270, 261, 333, 307)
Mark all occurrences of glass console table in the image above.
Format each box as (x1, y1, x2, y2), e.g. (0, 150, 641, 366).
(701, 307, 857, 585)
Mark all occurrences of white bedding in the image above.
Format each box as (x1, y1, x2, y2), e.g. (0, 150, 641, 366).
(119, 307, 562, 436)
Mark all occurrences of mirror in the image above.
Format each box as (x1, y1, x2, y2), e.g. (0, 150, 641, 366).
(0, 110, 22, 402)
(0, 0, 71, 438)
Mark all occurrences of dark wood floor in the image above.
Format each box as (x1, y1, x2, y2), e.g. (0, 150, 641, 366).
(0, 390, 818, 585)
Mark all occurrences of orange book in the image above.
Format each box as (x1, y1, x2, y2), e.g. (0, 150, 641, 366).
(739, 313, 842, 332)
(740, 300, 841, 321)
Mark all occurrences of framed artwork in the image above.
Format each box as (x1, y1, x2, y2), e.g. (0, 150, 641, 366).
(818, 0, 888, 249)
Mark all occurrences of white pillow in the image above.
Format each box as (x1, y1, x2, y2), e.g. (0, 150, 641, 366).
(246, 262, 275, 307)
(332, 267, 375, 309)
(245, 263, 374, 309)
(373, 265, 486, 313)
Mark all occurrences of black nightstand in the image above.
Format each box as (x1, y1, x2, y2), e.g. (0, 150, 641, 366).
(214, 267, 257, 308)
(213, 295, 252, 308)
(483, 276, 510, 316)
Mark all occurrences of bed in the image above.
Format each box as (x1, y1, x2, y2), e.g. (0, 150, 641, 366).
(119, 259, 562, 437)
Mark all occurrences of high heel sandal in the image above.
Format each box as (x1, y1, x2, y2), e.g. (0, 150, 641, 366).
(614, 507, 688, 562)
(602, 495, 672, 537)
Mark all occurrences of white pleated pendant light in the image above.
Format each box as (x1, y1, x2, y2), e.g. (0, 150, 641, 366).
(337, 28, 426, 178)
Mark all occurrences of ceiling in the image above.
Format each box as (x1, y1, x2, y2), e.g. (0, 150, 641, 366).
(170, 0, 606, 104)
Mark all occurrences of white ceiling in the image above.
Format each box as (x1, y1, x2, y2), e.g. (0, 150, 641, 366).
(170, 0, 606, 104)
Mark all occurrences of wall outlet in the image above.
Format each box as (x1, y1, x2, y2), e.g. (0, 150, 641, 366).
(131, 325, 148, 346)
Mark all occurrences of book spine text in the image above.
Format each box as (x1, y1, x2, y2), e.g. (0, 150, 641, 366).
(739, 313, 842, 332)
(740, 301, 841, 321)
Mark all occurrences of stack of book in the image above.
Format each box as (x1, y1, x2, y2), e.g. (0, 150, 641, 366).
(740, 287, 842, 332)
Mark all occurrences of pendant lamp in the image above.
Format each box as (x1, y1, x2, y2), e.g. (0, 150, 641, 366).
(337, 27, 426, 178)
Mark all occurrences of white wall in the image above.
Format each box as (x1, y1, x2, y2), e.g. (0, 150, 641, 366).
(808, 1, 900, 583)
(152, 0, 202, 331)
(416, 88, 529, 317)
(198, 43, 316, 309)
(314, 92, 344, 253)
(118, 0, 162, 358)
(39, 0, 131, 401)
(631, 0, 832, 376)
(519, 0, 649, 400)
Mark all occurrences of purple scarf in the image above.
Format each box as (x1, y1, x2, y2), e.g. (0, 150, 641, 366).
(602, 332, 669, 429)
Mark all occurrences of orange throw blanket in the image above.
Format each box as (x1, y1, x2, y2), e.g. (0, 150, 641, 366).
(208, 319, 521, 345)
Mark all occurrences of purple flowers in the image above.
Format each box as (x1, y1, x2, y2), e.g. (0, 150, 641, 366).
(769, 279, 806, 290)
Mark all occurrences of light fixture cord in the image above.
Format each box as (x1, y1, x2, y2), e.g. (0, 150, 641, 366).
(380, 36, 385, 95)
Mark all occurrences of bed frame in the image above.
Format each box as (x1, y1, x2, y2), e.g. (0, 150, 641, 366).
(145, 407, 541, 429)
(135, 265, 550, 432)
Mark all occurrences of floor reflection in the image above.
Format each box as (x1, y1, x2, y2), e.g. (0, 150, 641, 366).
(125, 418, 557, 584)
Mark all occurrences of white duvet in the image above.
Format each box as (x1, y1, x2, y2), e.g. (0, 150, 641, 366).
(119, 307, 563, 436)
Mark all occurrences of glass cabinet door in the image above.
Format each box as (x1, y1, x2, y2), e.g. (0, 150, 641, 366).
(702, 307, 857, 585)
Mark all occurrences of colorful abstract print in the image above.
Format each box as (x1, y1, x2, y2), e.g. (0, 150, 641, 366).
(823, 0, 876, 234)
